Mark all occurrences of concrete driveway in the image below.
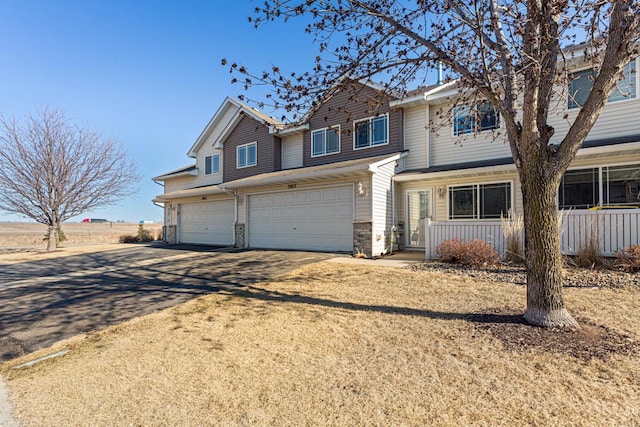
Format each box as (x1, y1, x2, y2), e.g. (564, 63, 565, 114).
(0, 245, 333, 361)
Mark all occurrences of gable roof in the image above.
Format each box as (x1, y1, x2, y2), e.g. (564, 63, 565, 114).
(152, 164, 197, 182)
(187, 97, 284, 158)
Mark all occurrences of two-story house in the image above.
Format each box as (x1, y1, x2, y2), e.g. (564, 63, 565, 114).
(153, 82, 405, 256)
(154, 52, 640, 257)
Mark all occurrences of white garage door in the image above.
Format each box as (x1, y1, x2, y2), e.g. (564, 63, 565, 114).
(248, 186, 353, 252)
(178, 199, 234, 245)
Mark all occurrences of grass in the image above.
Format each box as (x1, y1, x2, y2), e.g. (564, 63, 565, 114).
(2, 262, 639, 426)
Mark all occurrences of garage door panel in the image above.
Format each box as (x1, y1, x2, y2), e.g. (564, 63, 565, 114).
(249, 186, 353, 252)
(179, 200, 234, 245)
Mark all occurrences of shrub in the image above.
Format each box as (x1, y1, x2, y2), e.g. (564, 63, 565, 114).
(435, 238, 499, 268)
(137, 224, 154, 242)
(43, 227, 68, 244)
(574, 218, 605, 269)
(501, 213, 524, 264)
(119, 234, 139, 244)
(615, 244, 640, 272)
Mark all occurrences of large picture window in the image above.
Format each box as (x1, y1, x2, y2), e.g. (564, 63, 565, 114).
(560, 164, 640, 208)
(568, 59, 637, 109)
(449, 182, 511, 220)
(237, 142, 257, 168)
(205, 154, 220, 175)
(354, 114, 388, 149)
(453, 102, 500, 136)
(311, 126, 340, 157)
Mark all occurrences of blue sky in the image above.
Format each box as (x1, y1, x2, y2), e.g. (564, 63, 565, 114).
(0, 0, 317, 223)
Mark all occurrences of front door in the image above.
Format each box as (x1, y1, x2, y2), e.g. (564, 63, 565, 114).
(406, 189, 432, 248)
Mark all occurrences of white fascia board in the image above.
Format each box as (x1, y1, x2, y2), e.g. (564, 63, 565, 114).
(368, 152, 408, 172)
(576, 141, 640, 156)
(187, 97, 241, 158)
(270, 122, 310, 136)
(213, 110, 243, 149)
(389, 94, 428, 108)
(393, 163, 516, 182)
(155, 185, 226, 201)
(152, 164, 198, 181)
(223, 163, 371, 189)
(390, 81, 460, 107)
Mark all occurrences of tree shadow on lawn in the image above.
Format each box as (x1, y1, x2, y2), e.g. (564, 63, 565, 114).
(1, 248, 637, 363)
(233, 284, 640, 362)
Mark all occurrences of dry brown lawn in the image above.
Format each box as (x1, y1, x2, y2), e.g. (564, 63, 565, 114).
(2, 261, 639, 426)
(0, 222, 162, 249)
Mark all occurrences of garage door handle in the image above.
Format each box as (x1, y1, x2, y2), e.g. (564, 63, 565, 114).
(293, 227, 297, 230)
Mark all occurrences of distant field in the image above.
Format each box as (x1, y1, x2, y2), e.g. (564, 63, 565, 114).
(0, 222, 163, 249)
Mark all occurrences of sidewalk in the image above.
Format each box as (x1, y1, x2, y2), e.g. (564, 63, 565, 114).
(327, 251, 425, 268)
(0, 374, 18, 426)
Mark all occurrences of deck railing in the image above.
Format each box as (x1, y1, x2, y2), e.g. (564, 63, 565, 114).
(424, 209, 640, 259)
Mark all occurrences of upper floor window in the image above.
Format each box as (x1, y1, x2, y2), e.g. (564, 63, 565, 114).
(312, 126, 340, 157)
(568, 59, 637, 109)
(453, 102, 499, 136)
(237, 142, 257, 168)
(205, 154, 220, 175)
(354, 114, 388, 149)
(449, 182, 511, 220)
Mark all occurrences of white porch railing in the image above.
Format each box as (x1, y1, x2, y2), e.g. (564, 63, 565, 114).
(424, 209, 640, 259)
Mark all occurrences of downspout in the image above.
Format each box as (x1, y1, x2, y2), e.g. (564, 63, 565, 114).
(152, 179, 164, 187)
(220, 187, 238, 247)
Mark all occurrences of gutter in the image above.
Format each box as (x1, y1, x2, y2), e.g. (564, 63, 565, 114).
(220, 187, 238, 247)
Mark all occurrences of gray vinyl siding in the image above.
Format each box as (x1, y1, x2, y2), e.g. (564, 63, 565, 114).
(223, 114, 280, 181)
(371, 161, 396, 256)
(303, 83, 402, 167)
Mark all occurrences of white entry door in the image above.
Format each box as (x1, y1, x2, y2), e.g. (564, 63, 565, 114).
(406, 189, 432, 248)
(248, 186, 353, 252)
(178, 199, 235, 245)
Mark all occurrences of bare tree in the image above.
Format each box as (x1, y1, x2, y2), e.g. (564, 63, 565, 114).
(229, 0, 640, 328)
(0, 108, 139, 250)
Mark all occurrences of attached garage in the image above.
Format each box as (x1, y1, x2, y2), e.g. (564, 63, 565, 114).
(178, 199, 235, 245)
(248, 186, 353, 252)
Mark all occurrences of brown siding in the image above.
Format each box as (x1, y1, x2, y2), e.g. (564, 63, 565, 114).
(303, 83, 403, 167)
(223, 113, 279, 181)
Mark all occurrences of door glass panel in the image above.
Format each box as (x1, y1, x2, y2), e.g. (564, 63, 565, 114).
(407, 190, 431, 247)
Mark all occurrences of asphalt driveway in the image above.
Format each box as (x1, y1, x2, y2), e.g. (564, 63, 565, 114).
(0, 245, 333, 361)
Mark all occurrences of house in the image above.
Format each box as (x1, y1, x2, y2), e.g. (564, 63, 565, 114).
(153, 83, 404, 256)
(154, 52, 640, 257)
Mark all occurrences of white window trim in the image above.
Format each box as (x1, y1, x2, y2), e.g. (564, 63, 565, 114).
(446, 180, 514, 221)
(560, 161, 640, 208)
(236, 142, 257, 169)
(311, 125, 341, 158)
(451, 102, 501, 137)
(567, 57, 639, 111)
(205, 153, 221, 175)
(353, 113, 390, 151)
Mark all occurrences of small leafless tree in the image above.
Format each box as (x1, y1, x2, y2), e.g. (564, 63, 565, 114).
(0, 108, 139, 250)
(228, 0, 640, 328)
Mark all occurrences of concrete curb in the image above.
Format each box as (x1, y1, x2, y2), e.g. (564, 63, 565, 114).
(0, 374, 18, 426)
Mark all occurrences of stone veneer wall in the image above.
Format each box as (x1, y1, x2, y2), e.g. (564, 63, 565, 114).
(164, 225, 177, 244)
(353, 221, 373, 257)
(234, 223, 245, 248)
(396, 221, 405, 251)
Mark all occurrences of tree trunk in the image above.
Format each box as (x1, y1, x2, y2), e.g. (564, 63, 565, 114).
(520, 173, 579, 329)
(47, 225, 57, 251)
